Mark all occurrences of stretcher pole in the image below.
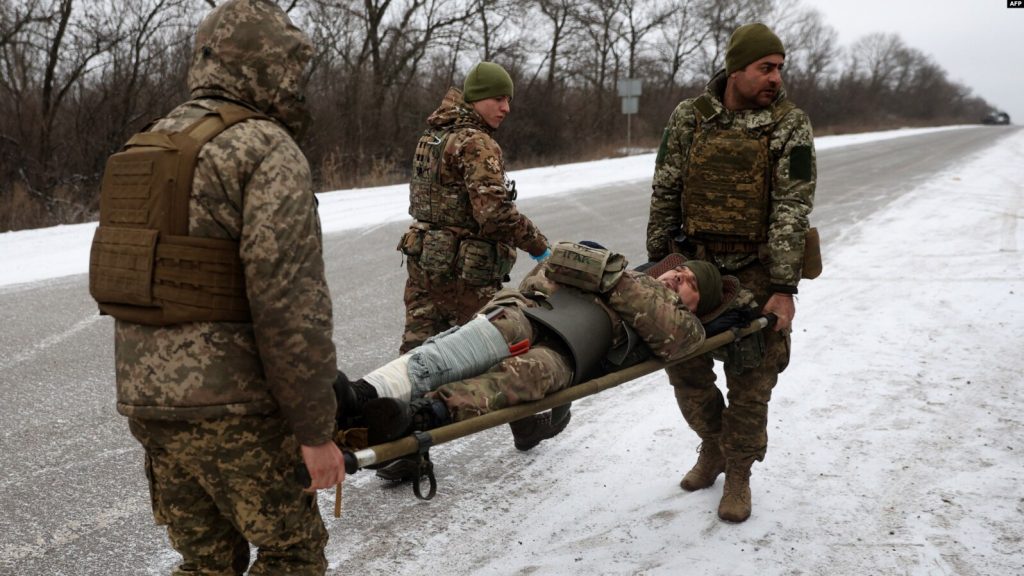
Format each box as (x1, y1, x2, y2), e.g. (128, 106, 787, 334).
(342, 315, 774, 474)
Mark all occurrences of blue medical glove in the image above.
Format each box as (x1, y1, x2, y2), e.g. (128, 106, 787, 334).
(530, 247, 552, 262)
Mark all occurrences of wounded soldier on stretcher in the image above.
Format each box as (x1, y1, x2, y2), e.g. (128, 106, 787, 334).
(334, 240, 761, 451)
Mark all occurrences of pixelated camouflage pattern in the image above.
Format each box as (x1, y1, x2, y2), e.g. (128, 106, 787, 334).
(189, 0, 313, 136)
(648, 70, 816, 290)
(429, 262, 708, 419)
(667, 261, 790, 463)
(400, 86, 548, 352)
(114, 0, 337, 447)
(129, 415, 328, 575)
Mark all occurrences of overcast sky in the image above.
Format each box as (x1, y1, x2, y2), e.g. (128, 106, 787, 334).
(801, 0, 1023, 124)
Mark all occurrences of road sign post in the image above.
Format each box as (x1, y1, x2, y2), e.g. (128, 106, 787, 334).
(617, 78, 642, 152)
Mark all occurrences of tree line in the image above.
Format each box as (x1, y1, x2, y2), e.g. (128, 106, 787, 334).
(0, 0, 995, 232)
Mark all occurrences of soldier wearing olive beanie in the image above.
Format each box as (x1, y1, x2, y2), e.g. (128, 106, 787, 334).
(649, 19, 817, 526)
(725, 23, 786, 74)
(463, 61, 514, 102)
(681, 260, 723, 317)
(385, 59, 550, 483)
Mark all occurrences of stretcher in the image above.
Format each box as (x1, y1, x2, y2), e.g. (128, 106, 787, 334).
(323, 313, 775, 508)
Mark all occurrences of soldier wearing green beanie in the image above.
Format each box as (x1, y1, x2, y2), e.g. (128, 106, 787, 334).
(725, 23, 786, 75)
(647, 20, 818, 523)
(382, 61, 551, 483)
(463, 61, 514, 103)
(682, 260, 723, 317)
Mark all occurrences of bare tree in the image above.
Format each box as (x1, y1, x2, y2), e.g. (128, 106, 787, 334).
(532, 0, 577, 88)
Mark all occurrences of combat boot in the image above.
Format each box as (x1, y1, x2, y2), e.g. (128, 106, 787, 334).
(718, 459, 753, 523)
(363, 397, 451, 445)
(333, 371, 378, 429)
(365, 397, 450, 483)
(679, 436, 725, 491)
(508, 404, 572, 451)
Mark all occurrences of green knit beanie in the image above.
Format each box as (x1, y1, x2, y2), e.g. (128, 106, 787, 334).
(725, 23, 785, 74)
(682, 260, 723, 317)
(463, 62, 514, 102)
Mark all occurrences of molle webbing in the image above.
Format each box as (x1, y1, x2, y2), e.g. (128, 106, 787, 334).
(682, 97, 795, 251)
(408, 128, 478, 229)
(89, 103, 267, 325)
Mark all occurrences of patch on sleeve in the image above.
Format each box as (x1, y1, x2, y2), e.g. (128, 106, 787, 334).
(790, 145, 813, 181)
(655, 128, 669, 166)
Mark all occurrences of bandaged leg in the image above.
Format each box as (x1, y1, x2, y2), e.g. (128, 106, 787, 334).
(361, 354, 414, 401)
(407, 314, 510, 398)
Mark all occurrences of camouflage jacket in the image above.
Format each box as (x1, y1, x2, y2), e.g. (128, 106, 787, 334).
(113, 0, 337, 446)
(647, 70, 816, 293)
(416, 87, 548, 256)
(518, 264, 707, 363)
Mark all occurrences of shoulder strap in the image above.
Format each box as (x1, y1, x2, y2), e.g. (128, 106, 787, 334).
(156, 103, 269, 235)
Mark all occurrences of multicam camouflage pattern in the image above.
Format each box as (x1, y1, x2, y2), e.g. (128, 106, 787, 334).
(400, 86, 548, 352)
(427, 261, 708, 420)
(648, 70, 816, 291)
(129, 415, 328, 575)
(113, 0, 336, 447)
(400, 257, 502, 353)
(668, 261, 789, 463)
(411, 87, 548, 252)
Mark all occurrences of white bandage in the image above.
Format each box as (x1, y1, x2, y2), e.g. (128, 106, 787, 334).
(361, 354, 413, 401)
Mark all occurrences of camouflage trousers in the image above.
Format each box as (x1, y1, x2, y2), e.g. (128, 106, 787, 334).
(129, 415, 328, 576)
(427, 300, 574, 421)
(668, 261, 791, 463)
(400, 256, 501, 354)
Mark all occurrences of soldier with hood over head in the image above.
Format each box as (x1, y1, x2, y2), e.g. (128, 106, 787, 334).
(89, 1, 344, 573)
(382, 62, 554, 482)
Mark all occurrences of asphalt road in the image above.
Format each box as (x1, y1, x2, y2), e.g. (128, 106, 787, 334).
(0, 125, 1017, 575)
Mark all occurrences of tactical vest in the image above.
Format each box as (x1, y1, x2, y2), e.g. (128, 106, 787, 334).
(89, 103, 268, 326)
(682, 95, 795, 253)
(408, 127, 479, 230)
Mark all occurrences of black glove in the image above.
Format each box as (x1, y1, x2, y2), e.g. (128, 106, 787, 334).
(703, 308, 755, 337)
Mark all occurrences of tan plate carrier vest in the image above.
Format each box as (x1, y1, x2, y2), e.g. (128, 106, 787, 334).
(89, 103, 268, 326)
(682, 95, 795, 253)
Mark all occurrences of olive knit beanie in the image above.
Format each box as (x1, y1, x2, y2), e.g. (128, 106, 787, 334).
(463, 62, 514, 102)
(682, 260, 723, 317)
(725, 23, 785, 74)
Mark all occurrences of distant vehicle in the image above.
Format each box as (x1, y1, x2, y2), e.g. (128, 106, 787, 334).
(982, 111, 1010, 125)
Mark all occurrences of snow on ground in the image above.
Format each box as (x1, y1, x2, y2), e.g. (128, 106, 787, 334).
(341, 127, 1022, 576)
(0, 125, 973, 289)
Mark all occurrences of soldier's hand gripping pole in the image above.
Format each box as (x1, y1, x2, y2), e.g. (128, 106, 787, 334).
(341, 314, 775, 480)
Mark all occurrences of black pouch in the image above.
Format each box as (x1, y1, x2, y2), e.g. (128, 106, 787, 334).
(713, 330, 766, 375)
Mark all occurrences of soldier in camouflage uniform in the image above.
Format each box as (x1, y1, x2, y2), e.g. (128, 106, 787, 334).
(91, 1, 345, 573)
(341, 243, 757, 449)
(381, 62, 552, 480)
(647, 23, 817, 523)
